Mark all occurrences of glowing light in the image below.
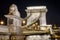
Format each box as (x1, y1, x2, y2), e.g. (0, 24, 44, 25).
(23, 20, 26, 24)
(35, 23, 38, 25)
(32, 24, 35, 26)
(40, 27, 46, 30)
(0, 21, 4, 25)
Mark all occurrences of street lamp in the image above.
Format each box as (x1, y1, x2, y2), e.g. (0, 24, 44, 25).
(0, 21, 4, 25)
(23, 20, 26, 24)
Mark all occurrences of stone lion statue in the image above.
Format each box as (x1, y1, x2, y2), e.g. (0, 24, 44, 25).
(9, 4, 22, 34)
(9, 4, 20, 17)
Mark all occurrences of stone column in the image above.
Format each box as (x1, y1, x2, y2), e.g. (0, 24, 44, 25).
(39, 6, 47, 26)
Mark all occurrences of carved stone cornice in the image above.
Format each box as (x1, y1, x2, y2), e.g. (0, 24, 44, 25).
(25, 6, 47, 13)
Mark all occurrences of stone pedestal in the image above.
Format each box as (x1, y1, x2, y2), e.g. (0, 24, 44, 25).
(39, 6, 47, 26)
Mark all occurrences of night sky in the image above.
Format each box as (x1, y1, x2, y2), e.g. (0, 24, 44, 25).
(0, 0, 60, 26)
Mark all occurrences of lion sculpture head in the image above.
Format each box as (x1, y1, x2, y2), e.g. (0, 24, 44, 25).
(9, 4, 20, 17)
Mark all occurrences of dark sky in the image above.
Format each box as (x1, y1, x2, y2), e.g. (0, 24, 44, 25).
(0, 0, 60, 26)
